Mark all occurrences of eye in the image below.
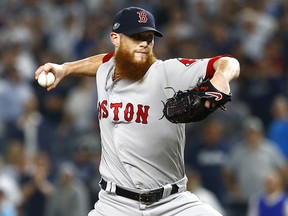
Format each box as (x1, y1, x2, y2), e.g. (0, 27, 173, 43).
(130, 33, 141, 41)
(146, 35, 154, 43)
(129, 33, 154, 43)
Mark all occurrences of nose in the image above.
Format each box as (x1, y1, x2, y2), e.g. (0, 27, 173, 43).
(139, 40, 148, 47)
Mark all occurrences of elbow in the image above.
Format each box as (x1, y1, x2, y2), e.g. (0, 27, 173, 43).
(231, 57, 240, 79)
(219, 56, 240, 80)
(228, 57, 240, 79)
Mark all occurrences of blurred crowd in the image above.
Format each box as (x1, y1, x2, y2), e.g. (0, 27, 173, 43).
(0, 0, 288, 216)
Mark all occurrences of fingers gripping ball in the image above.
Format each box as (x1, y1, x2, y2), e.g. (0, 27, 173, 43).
(37, 71, 55, 87)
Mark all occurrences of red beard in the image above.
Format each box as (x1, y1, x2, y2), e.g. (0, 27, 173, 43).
(114, 44, 156, 82)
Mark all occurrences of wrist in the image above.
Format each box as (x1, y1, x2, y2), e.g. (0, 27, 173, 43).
(62, 62, 70, 77)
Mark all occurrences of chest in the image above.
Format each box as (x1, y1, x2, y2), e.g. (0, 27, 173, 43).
(97, 70, 167, 125)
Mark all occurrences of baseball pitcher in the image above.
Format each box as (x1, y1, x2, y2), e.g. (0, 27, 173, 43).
(35, 6, 240, 216)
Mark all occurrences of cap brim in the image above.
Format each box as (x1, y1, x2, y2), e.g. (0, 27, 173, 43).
(122, 27, 163, 37)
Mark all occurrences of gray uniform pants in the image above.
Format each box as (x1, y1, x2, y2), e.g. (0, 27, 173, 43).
(88, 189, 223, 216)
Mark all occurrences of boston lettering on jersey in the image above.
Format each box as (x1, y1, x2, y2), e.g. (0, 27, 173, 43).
(98, 100, 150, 124)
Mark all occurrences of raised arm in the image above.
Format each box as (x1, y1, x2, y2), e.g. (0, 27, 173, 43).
(35, 54, 106, 91)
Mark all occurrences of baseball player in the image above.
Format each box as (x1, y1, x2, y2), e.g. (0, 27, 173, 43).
(35, 7, 240, 216)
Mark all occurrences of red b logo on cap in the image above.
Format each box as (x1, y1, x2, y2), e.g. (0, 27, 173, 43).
(137, 11, 148, 23)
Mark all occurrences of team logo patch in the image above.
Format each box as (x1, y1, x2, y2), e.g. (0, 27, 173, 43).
(137, 11, 148, 23)
(113, 23, 120, 30)
(177, 58, 196, 66)
(205, 92, 223, 101)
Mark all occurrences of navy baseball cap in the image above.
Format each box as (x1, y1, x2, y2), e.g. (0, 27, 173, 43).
(112, 7, 163, 37)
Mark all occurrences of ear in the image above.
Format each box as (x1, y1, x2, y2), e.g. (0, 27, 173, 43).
(110, 32, 120, 47)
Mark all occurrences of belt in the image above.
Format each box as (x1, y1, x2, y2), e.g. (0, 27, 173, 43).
(100, 179, 179, 204)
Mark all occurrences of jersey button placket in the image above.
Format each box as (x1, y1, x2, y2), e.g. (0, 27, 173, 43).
(111, 84, 125, 156)
(114, 125, 124, 156)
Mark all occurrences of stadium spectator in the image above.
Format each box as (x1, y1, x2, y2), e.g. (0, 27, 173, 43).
(185, 118, 230, 205)
(186, 167, 225, 215)
(223, 116, 288, 216)
(267, 95, 288, 158)
(44, 161, 90, 216)
(247, 170, 288, 216)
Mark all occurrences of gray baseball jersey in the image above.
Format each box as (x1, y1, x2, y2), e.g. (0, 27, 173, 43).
(96, 54, 221, 190)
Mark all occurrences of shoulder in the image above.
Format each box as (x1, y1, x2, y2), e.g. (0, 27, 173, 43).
(231, 142, 246, 152)
(98, 52, 115, 71)
(102, 52, 114, 63)
(262, 139, 286, 156)
(261, 139, 281, 151)
(155, 58, 207, 74)
(97, 55, 115, 78)
(161, 58, 200, 67)
(229, 143, 248, 158)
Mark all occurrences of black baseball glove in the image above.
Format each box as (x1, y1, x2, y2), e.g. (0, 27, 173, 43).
(162, 79, 232, 123)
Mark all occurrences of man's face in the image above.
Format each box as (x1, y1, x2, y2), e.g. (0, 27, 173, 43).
(119, 31, 155, 63)
(113, 31, 156, 81)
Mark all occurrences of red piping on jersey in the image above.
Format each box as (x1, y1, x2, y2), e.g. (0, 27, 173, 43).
(102, 51, 115, 63)
(205, 54, 233, 80)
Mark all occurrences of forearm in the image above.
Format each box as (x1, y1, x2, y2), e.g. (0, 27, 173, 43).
(63, 54, 106, 77)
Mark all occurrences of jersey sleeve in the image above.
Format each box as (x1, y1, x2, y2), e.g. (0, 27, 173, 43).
(102, 52, 114, 63)
(205, 55, 225, 79)
(158, 55, 232, 92)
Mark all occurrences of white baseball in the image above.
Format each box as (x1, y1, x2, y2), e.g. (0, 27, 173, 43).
(37, 71, 55, 87)
(46, 72, 56, 86)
